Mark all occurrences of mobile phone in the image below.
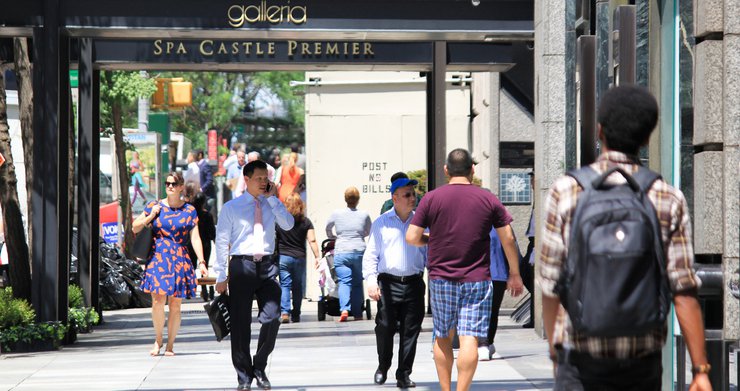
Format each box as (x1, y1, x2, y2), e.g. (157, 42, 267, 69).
(265, 182, 272, 193)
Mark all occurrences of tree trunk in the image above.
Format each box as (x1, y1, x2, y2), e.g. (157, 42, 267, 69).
(13, 38, 33, 262)
(112, 102, 134, 257)
(0, 66, 32, 301)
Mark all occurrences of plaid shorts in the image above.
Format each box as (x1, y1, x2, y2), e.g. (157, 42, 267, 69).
(429, 279, 493, 338)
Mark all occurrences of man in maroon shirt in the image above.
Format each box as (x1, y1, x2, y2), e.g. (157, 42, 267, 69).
(406, 148, 524, 391)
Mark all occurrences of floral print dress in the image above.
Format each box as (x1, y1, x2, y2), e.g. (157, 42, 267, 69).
(140, 201, 199, 298)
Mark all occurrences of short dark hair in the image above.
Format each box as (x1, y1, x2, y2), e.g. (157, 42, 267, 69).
(243, 160, 267, 177)
(192, 192, 207, 211)
(445, 148, 473, 177)
(192, 149, 204, 160)
(390, 172, 408, 183)
(597, 85, 659, 155)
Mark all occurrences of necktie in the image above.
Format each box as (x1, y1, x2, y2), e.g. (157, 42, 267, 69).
(253, 198, 265, 261)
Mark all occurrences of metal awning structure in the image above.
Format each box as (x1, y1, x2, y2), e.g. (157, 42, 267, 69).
(0, 0, 533, 322)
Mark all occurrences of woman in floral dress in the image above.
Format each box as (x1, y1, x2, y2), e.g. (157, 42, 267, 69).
(133, 172, 208, 356)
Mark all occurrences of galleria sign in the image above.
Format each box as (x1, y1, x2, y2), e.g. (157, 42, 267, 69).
(228, 1, 307, 27)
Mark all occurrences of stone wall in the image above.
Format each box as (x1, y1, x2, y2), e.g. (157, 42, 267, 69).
(694, 0, 740, 340)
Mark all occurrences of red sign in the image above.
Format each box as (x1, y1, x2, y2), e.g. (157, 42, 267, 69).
(0, 152, 5, 168)
(207, 130, 218, 161)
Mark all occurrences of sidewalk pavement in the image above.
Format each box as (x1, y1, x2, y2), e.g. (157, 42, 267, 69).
(0, 299, 554, 391)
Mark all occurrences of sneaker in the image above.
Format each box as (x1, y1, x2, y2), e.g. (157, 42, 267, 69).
(280, 313, 290, 324)
(478, 346, 491, 361)
(338, 311, 349, 322)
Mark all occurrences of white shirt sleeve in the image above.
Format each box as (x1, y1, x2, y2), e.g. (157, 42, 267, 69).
(214, 203, 233, 283)
(362, 218, 382, 286)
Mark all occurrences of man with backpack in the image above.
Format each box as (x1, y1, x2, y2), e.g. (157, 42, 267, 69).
(538, 85, 711, 390)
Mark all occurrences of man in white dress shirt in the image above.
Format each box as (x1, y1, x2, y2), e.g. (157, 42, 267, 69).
(215, 160, 294, 391)
(363, 178, 427, 389)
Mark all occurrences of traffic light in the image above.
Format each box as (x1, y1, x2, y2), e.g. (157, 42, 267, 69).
(168, 81, 192, 106)
(152, 77, 192, 108)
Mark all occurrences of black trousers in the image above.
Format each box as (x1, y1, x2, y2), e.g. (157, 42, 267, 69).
(555, 350, 662, 391)
(486, 280, 508, 345)
(522, 238, 536, 325)
(375, 276, 425, 380)
(228, 256, 281, 385)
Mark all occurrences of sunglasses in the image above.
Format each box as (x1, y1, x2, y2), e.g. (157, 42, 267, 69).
(399, 192, 414, 198)
(165, 181, 179, 187)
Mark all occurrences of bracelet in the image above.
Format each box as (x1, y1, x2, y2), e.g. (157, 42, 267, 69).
(691, 363, 711, 374)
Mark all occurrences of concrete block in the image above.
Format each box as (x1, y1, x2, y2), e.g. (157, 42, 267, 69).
(540, 55, 566, 123)
(694, 0, 724, 37)
(723, 256, 739, 340)
(725, 0, 740, 34)
(694, 41, 724, 145)
(724, 35, 740, 146)
(541, 0, 567, 56)
(725, 147, 740, 257)
(693, 151, 724, 254)
(539, 121, 567, 188)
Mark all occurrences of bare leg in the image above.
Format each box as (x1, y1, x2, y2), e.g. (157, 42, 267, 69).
(164, 297, 182, 356)
(455, 335, 479, 391)
(433, 329, 456, 391)
(150, 293, 166, 356)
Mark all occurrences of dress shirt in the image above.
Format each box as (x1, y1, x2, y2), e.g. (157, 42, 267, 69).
(214, 193, 294, 283)
(362, 208, 426, 287)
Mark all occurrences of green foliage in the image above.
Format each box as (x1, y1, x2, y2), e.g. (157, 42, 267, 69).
(68, 285, 84, 308)
(157, 71, 305, 151)
(406, 170, 428, 197)
(405, 169, 481, 197)
(100, 71, 157, 130)
(68, 307, 100, 333)
(0, 321, 67, 352)
(0, 288, 36, 330)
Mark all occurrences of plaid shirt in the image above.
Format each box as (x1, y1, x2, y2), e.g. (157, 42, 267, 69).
(537, 151, 699, 359)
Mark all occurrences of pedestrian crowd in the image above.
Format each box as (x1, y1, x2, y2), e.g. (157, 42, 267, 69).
(131, 86, 711, 391)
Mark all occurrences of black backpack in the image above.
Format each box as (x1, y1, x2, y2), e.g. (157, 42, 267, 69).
(556, 165, 672, 337)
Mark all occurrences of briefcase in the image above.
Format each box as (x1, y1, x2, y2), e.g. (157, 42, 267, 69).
(204, 294, 231, 342)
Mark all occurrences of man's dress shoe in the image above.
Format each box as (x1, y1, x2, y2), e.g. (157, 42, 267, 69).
(374, 368, 387, 385)
(396, 376, 416, 388)
(253, 369, 271, 390)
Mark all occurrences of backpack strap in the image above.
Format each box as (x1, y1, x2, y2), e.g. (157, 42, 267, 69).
(566, 166, 601, 191)
(630, 166, 662, 194)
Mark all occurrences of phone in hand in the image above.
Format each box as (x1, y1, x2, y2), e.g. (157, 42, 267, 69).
(265, 182, 272, 193)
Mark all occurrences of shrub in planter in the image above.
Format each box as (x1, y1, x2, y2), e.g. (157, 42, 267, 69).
(0, 288, 35, 330)
(69, 307, 100, 333)
(68, 284, 85, 309)
(0, 321, 67, 352)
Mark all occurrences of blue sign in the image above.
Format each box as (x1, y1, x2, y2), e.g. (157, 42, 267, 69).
(102, 222, 119, 244)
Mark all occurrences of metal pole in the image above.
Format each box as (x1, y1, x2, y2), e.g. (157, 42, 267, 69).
(577, 36, 597, 166)
(426, 41, 447, 191)
(77, 37, 99, 311)
(615, 6, 637, 85)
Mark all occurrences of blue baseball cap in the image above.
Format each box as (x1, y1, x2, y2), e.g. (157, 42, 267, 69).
(390, 178, 418, 194)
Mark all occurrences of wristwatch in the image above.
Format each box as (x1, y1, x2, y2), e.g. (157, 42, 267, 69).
(691, 363, 711, 375)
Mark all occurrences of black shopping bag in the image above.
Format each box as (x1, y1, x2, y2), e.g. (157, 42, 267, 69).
(204, 294, 231, 342)
(131, 225, 154, 264)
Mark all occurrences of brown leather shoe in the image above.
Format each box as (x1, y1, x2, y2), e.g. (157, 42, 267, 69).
(280, 314, 290, 324)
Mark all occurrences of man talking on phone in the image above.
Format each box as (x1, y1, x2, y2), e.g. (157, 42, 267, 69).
(215, 160, 294, 390)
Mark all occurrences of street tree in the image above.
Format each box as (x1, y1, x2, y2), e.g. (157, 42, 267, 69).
(0, 63, 31, 301)
(13, 38, 33, 259)
(100, 71, 156, 257)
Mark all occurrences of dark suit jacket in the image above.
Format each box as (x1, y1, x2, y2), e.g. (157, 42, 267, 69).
(198, 160, 215, 197)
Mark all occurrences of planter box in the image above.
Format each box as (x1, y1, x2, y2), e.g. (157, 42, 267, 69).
(6, 338, 59, 353)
